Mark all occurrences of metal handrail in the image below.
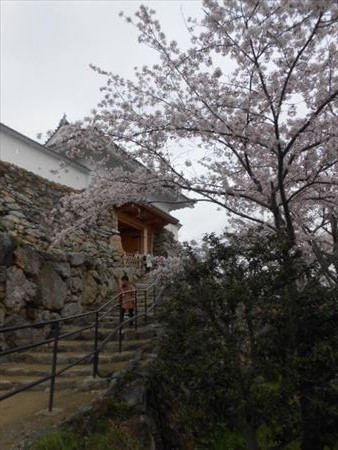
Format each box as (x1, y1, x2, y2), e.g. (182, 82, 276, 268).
(95, 286, 164, 378)
(0, 279, 162, 411)
(0, 281, 154, 333)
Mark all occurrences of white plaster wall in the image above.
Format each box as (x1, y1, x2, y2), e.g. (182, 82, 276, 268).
(0, 126, 184, 240)
(165, 223, 179, 240)
(0, 130, 89, 189)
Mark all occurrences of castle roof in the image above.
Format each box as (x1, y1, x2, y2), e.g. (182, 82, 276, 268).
(44, 116, 193, 211)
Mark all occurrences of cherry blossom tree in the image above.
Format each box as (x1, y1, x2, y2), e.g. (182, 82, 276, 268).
(59, 0, 338, 281)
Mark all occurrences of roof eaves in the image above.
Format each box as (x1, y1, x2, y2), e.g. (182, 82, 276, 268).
(143, 203, 180, 225)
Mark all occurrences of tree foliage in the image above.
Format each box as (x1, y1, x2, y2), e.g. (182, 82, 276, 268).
(58, 0, 337, 281)
(152, 233, 338, 450)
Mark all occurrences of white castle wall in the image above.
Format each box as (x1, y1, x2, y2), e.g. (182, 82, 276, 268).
(0, 126, 89, 190)
(0, 123, 184, 240)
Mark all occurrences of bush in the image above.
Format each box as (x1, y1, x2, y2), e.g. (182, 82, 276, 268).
(86, 426, 143, 450)
(28, 424, 144, 450)
(153, 233, 338, 450)
(28, 430, 81, 450)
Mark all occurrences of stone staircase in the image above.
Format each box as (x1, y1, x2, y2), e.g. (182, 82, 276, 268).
(0, 325, 157, 393)
(0, 295, 157, 395)
(0, 283, 162, 449)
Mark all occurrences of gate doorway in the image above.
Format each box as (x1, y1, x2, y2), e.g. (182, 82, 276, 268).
(118, 221, 142, 254)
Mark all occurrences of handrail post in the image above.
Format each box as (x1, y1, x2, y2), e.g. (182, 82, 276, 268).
(93, 311, 99, 378)
(144, 290, 148, 325)
(153, 285, 156, 314)
(134, 290, 138, 330)
(119, 294, 123, 353)
(48, 321, 59, 412)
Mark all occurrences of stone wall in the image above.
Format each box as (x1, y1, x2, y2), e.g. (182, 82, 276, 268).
(0, 231, 131, 323)
(0, 160, 123, 260)
(0, 161, 141, 338)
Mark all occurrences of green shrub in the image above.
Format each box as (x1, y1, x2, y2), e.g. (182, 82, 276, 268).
(210, 430, 246, 450)
(28, 430, 81, 450)
(28, 425, 144, 450)
(86, 426, 144, 450)
(106, 400, 135, 421)
(154, 233, 338, 449)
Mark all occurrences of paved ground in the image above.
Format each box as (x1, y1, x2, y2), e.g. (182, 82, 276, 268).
(0, 388, 105, 450)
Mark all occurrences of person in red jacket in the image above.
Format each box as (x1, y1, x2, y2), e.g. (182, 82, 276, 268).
(119, 275, 135, 326)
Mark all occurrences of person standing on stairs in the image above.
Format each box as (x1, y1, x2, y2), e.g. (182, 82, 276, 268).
(119, 275, 135, 327)
(145, 253, 153, 273)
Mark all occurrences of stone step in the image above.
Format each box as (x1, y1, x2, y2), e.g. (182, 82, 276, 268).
(0, 286, 160, 448)
(0, 362, 88, 377)
(0, 374, 108, 392)
(57, 323, 156, 341)
(0, 310, 159, 408)
(98, 313, 154, 327)
(31, 337, 155, 353)
(86, 303, 150, 315)
(94, 311, 151, 324)
(53, 310, 151, 333)
(122, 325, 158, 340)
(9, 349, 138, 365)
(0, 360, 131, 378)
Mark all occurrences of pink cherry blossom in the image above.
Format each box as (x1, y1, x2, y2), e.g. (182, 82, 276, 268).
(55, 0, 337, 284)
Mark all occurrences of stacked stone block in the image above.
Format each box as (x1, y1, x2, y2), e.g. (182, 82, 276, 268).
(0, 161, 141, 343)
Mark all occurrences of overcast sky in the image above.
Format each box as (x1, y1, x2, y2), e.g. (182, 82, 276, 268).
(0, 0, 230, 243)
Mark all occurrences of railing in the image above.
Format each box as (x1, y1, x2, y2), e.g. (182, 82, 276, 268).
(0, 280, 163, 411)
(123, 252, 143, 268)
